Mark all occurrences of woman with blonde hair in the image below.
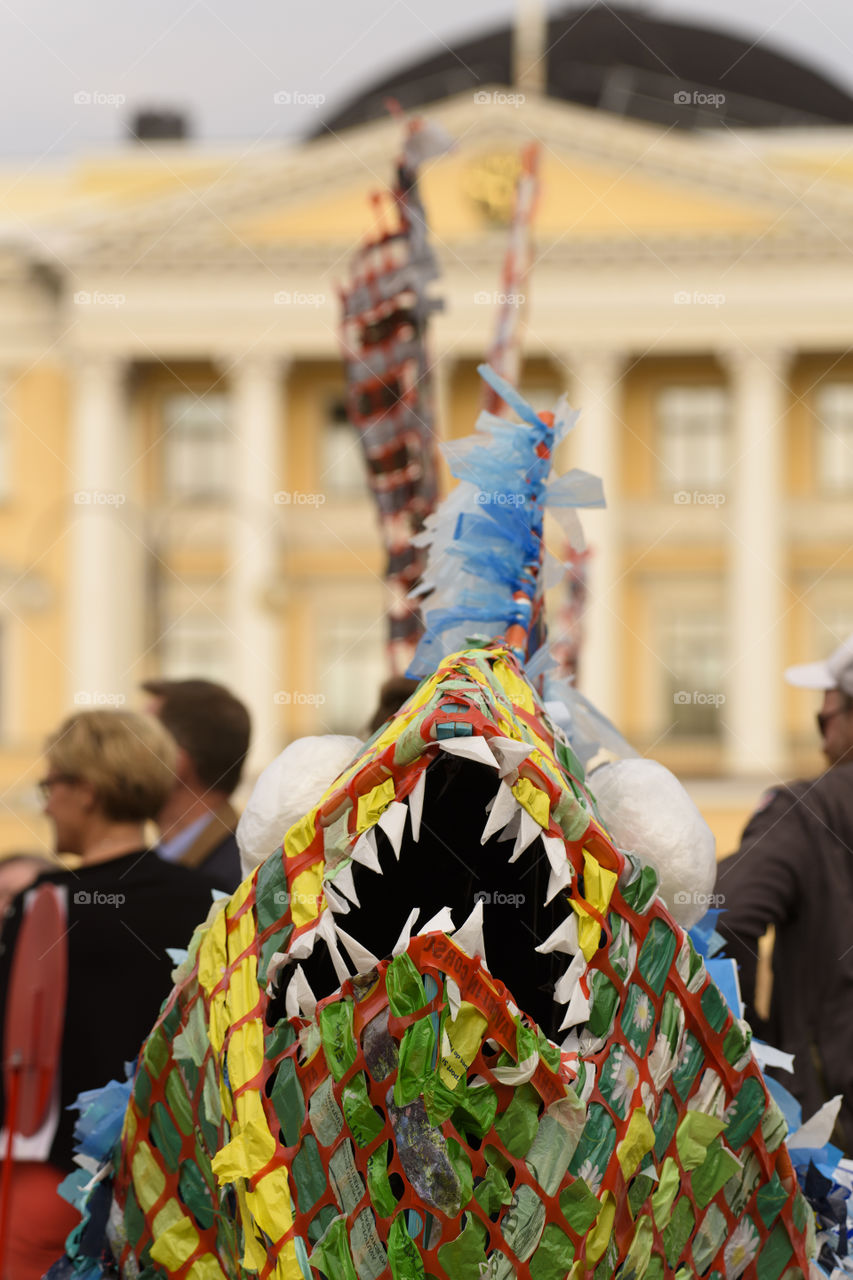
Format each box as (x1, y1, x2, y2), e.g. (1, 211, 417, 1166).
(0, 709, 218, 1279)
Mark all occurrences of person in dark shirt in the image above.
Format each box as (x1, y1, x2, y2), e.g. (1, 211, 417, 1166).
(717, 632, 853, 1153)
(141, 678, 251, 891)
(0, 709, 217, 1279)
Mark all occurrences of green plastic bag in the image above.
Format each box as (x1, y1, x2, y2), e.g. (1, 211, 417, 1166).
(494, 1083, 541, 1159)
(341, 1072, 384, 1148)
(386, 952, 429, 1017)
(320, 1000, 357, 1082)
(394, 1016, 437, 1107)
(366, 1142, 397, 1218)
(387, 1216, 425, 1280)
(309, 1215, 358, 1280)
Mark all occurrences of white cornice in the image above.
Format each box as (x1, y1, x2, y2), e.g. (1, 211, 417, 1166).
(20, 89, 853, 276)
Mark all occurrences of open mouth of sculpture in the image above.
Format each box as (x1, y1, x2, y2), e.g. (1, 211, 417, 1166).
(267, 752, 582, 1042)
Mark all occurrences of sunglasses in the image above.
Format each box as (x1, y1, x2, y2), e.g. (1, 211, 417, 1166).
(37, 773, 80, 801)
(816, 707, 849, 737)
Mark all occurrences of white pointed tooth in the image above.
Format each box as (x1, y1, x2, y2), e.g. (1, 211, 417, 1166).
(297, 965, 318, 1018)
(439, 736, 499, 768)
(285, 970, 300, 1019)
(334, 924, 381, 975)
(317, 911, 351, 984)
(286, 964, 317, 1019)
(542, 834, 569, 875)
(419, 906, 455, 935)
(327, 941, 351, 984)
(536, 912, 579, 956)
(497, 809, 522, 844)
(558, 979, 590, 1031)
(560, 1028, 579, 1055)
(331, 862, 360, 907)
(290, 928, 319, 961)
(489, 736, 534, 777)
(446, 977, 462, 1020)
(267, 951, 290, 993)
(378, 801, 408, 858)
(408, 771, 426, 842)
(545, 858, 574, 905)
(323, 882, 350, 914)
(450, 898, 485, 962)
(481, 782, 519, 844)
(554, 950, 586, 1004)
(392, 907, 420, 955)
(351, 827, 382, 874)
(509, 809, 541, 862)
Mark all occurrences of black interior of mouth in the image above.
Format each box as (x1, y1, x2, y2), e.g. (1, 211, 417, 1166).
(274, 755, 569, 1040)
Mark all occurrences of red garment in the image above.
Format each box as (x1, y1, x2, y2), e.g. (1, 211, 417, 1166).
(2, 1161, 78, 1280)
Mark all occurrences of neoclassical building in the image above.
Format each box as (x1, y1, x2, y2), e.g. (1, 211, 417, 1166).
(2, 5, 853, 851)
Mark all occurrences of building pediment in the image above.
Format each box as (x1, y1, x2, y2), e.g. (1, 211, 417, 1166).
(4, 92, 853, 285)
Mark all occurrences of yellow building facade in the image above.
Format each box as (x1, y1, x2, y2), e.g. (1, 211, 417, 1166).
(1, 93, 852, 854)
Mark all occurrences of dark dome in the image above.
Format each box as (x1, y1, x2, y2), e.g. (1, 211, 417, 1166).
(315, 3, 853, 134)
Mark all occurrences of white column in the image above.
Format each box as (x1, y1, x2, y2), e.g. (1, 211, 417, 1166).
(564, 350, 624, 720)
(721, 346, 789, 777)
(68, 356, 129, 706)
(226, 354, 287, 775)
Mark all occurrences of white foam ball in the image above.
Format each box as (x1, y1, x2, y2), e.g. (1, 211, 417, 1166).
(237, 735, 363, 878)
(590, 758, 716, 929)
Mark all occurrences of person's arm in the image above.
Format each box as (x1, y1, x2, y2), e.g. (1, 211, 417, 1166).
(715, 787, 807, 1023)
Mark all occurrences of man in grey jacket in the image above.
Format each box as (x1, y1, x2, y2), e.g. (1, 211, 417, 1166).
(717, 633, 853, 1153)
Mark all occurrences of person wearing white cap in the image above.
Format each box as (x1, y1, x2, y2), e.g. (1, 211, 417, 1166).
(716, 632, 853, 1154)
(786, 632, 853, 766)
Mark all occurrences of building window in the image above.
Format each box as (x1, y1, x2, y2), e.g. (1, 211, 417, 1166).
(317, 613, 386, 734)
(813, 598, 853, 661)
(320, 396, 369, 498)
(656, 385, 728, 490)
(162, 391, 230, 500)
(519, 385, 560, 419)
(815, 383, 853, 493)
(159, 611, 231, 685)
(660, 610, 725, 737)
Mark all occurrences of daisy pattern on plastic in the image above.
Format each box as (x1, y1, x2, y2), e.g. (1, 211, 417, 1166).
(608, 1047, 642, 1116)
(632, 990, 654, 1034)
(575, 1159, 603, 1195)
(723, 1215, 761, 1279)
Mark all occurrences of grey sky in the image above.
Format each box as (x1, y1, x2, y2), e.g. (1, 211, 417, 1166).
(1, 0, 852, 160)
